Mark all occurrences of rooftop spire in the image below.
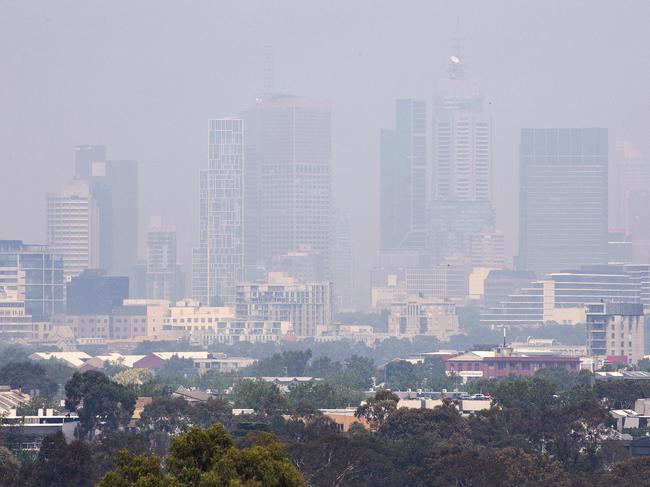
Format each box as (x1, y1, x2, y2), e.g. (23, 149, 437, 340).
(449, 19, 466, 79)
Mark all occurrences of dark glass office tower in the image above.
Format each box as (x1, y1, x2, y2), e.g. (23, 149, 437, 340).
(103, 159, 138, 276)
(380, 99, 427, 251)
(66, 269, 128, 315)
(70, 145, 138, 277)
(518, 128, 608, 275)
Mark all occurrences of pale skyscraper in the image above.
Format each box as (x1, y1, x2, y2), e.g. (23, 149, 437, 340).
(433, 55, 491, 202)
(611, 141, 650, 263)
(242, 95, 331, 276)
(192, 119, 244, 306)
(429, 54, 495, 264)
(46, 180, 99, 280)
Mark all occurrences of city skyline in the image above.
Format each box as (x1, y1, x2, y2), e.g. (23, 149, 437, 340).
(3, 2, 648, 312)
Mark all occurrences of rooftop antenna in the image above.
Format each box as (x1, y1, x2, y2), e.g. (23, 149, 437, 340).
(263, 44, 274, 97)
(449, 18, 466, 79)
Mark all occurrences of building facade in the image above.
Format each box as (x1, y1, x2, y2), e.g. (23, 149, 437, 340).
(0, 241, 64, 340)
(331, 213, 354, 311)
(242, 95, 331, 277)
(192, 119, 244, 306)
(387, 296, 460, 340)
(518, 128, 608, 275)
(66, 269, 128, 315)
(429, 54, 496, 265)
(482, 265, 645, 327)
(444, 350, 581, 380)
(146, 217, 182, 302)
(236, 272, 332, 337)
(73, 145, 138, 277)
(610, 141, 650, 263)
(46, 180, 99, 280)
(470, 228, 505, 268)
(586, 302, 645, 364)
(380, 99, 427, 251)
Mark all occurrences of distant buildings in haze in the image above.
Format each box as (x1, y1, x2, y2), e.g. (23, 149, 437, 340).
(517, 128, 608, 275)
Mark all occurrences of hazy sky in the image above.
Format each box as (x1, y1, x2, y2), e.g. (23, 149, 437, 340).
(1, 1, 649, 301)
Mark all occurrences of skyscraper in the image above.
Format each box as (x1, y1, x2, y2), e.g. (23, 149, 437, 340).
(331, 213, 354, 312)
(146, 216, 180, 302)
(611, 141, 650, 262)
(380, 99, 427, 252)
(46, 180, 100, 279)
(101, 159, 138, 276)
(242, 95, 331, 276)
(432, 56, 490, 202)
(192, 119, 244, 307)
(71, 145, 138, 276)
(518, 128, 608, 275)
(429, 54, 495, 264)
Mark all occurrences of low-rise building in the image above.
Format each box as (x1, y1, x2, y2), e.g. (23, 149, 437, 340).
(172, 386, 213, 403)
(511, 338, 588, 357)
(243, 376, 322, 393)
(387, 296, 460, 340)
(320, 408, 368, 432)
(193, 356, 256, 375)
(444, 347, 581, 381)
(236, 273, 332, 337)
(173, 319, 292, 346)
(611, 399, 650, 432)
(0, 386, 30, 414)
(29, 351, 94, 368)
(0, 409, 79, 450)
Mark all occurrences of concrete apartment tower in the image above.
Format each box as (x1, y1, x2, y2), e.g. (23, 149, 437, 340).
(46, 180, 100, 280)
(192, 119, 244, 307)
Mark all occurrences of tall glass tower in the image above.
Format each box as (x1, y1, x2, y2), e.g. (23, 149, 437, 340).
(518, 128, 608, 275)
(192, 119, 244, 307)
(380, 99, 427, 252)
(242, 95, 331, 277)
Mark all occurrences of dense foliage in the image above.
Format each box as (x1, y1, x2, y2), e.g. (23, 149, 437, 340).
(4, 339, 650, 486)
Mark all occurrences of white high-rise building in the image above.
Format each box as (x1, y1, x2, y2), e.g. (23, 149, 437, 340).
(429, 54, 496, 265)
(46, 180, 99, 280)
(192, 119, 244, 307)
(433, 56, 491, 202)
